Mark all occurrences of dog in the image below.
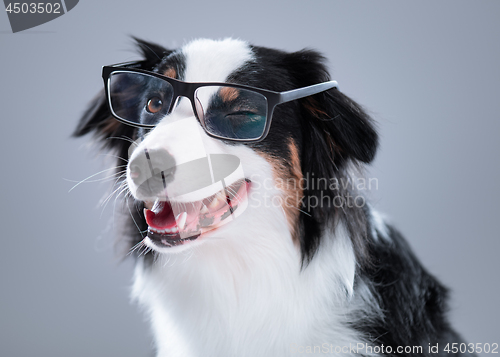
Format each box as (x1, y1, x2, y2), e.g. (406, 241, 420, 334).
(74, 38, 474, 356)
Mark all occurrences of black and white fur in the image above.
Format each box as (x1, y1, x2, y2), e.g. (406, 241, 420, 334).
(75, 38, 473, 356)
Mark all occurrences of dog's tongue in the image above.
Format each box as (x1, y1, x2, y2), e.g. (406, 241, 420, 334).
(144, 201, 177, 230)
(144, 199, 205, 233)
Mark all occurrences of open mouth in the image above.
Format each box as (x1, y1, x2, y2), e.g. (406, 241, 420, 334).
(144, 179, 250, 248)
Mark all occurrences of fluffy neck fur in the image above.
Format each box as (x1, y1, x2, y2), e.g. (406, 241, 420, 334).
(132, 213, 378, 357)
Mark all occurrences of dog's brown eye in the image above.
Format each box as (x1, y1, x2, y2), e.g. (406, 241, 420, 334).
(147, 97, 163, 113)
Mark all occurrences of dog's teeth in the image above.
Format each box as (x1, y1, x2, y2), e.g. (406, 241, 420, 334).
(172, 226, 179, 233)
(210, 191, 227, 209)
(144, 201, 154, 210)
(209, 193, 225, 209)
(200, 203, 209, 214)
(176, 212, 188, 229)
(165, 228, 171, 233)
(208, 197, 219, 209)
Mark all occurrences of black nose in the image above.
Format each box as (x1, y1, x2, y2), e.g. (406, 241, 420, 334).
(129, 148, 176, 197)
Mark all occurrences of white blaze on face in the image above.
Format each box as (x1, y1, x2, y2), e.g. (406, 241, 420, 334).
(181, 38, 254, 83)
(145, 117, 207, 166)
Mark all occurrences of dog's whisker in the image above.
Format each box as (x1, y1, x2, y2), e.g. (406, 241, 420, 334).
(111, 185, 131, 213)
(128, 239, 148, 256)
(107, 186, 129, 215)
(112, 172, 128, 188)
(107, 135, 139, 145)
(138, 243, 152, 258)
(67, 165, 128, 192)
(125, 196, 145, 238)
(64, 171, 125, 184)
(128, 241, 142, 255)
(101, 185, 128, 219)
(294, 207, 312, 217)
(134, 243, 145, 257)
(100, 180, 128, 210)
(98, 152, 130, 164)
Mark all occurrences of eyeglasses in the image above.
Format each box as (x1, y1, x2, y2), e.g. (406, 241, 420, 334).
(102, 62, 338, 142)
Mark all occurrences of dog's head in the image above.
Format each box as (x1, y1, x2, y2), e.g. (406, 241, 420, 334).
(75, 38, 378, 263)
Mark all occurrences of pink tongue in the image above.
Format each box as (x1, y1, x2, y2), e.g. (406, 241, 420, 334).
(144, 202, 177, 230)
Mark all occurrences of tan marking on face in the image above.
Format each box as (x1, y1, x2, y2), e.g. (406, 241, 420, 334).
(256, 139, 303, 245)
(304, 97, 329, 118)
(164, 67, 176, 78)
(284, 139, 303, 243)
(219, 86, 239, 102)
(305, 97, 339, 159)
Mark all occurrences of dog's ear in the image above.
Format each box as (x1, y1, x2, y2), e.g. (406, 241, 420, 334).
(73, 38, 173, 150)
(302, 89, 378, 167)
(284, 50, 378, 168)
(283, 50, 378, 264)
(132, 37, 173, 68)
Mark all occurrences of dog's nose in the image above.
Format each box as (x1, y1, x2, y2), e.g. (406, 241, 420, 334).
(129, 148, 176, 197)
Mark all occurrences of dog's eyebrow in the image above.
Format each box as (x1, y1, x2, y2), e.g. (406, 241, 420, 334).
(219, 87, 239, 102)
(164, 67, 177, 79)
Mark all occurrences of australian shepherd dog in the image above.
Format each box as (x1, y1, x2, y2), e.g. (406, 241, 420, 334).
(74, 38, 473, 357)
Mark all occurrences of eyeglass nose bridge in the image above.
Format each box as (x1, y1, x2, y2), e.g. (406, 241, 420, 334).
(168, 83, 200, 120)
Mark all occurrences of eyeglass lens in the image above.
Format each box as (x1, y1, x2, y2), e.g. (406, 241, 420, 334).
(109, 72, 174, 127)
(195, 86, 268, 140)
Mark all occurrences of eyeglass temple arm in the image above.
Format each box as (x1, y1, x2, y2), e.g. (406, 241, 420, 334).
(278, 81, 338, 104)
(107, 60, 149, 68)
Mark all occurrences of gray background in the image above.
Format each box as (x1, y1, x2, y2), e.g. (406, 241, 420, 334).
(1, 1, 498, 356)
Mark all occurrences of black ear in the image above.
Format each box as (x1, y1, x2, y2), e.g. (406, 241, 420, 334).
(72, 89, 136, 153)
(284, 50, 378, 168)
(307, 89, 378, 165)
(132, 37, 173, 67)
(73, 38, 173, 150)
(282, 50, 378, 264)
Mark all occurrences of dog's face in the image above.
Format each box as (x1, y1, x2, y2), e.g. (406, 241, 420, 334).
(75, 38, 378, 261)
(123, 39, 303, 254)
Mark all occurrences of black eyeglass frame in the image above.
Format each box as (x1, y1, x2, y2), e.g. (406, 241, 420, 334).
(102, 61, 338, 142)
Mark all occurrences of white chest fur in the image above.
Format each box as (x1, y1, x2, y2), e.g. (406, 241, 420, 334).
(132, 218, 377, 357)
